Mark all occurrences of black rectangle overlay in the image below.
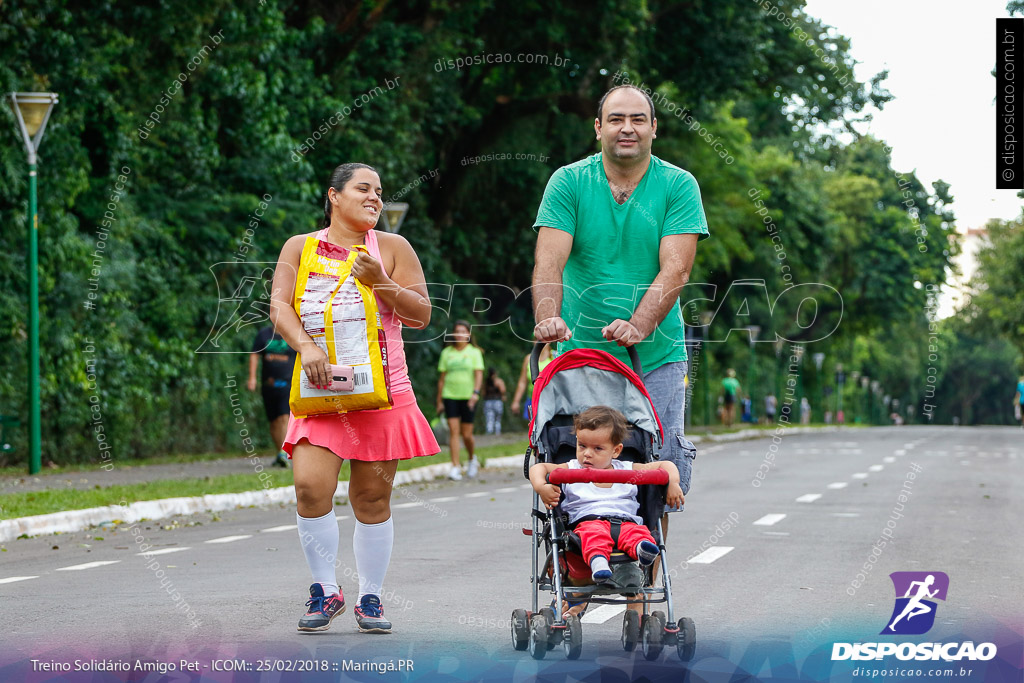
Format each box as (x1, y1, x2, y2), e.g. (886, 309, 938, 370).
(997, 18, 1024, 189)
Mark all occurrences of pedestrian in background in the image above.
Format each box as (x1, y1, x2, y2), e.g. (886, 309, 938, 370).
(764, 393, 777, 425)
(248, 324, 296, 467)
(482, 368, 506, 435)
(720, 369, 741, 427)
(511, 345, 553, 421)
(436, 320, 484, 480)
(800, 397, 812, 425)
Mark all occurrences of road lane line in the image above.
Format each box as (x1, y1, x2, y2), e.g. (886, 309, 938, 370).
(392, 502, 422, 509)
(894, 449, 906, 455)
(581, 604, 625, 624)
(204, 535, 252, 544)
(495, 487, 518, 493)
(428, 497, 458, 503)
(688, 546, 734, 564)
(795, 494, 822, 503)
(137, 547, 189, 556)
(753, 514, 787, 526)
(883, 457, 896, 463)
(463, 492, 491, 498)
(761, 531, 790, 536)
(56, 561, 120, 571)
(261, 525, 298, 533)
(868, 465, 884, 472)
(852, 473, 868, 479)
(0, 576, 39, 584)
(830, 513, 860, 517)
(827, 482, 848, 489)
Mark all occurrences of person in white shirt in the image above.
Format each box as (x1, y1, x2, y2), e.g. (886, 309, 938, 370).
(530, 406, 683, 584)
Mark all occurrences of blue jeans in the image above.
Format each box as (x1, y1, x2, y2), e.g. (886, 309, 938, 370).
(642, 361, 697, 511)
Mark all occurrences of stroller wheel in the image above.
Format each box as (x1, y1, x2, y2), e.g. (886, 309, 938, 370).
(540, 607, 558, 650)
(528, 615, 549, 660)
(562, 614, 583, 660)
(621, 609, 640, 651)
(642, 611, 665, 660)
(677, 617, 696, 661)
(511, 609, 530, 651)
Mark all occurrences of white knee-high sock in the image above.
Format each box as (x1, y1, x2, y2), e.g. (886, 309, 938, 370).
(296, 510, 339, 596)
(353, 517, 394, 600)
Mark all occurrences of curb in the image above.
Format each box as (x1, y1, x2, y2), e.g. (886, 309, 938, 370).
(0, 460, 461, 543)
(0, 425, 851, 543)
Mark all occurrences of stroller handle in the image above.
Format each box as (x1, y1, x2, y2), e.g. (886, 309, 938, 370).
(547, 468, 669, 486)
(530, 342, 643, 382)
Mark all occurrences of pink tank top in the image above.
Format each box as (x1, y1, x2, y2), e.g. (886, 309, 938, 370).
(315, 227, 412, 396)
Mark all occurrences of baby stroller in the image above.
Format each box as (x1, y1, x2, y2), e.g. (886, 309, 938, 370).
(511, 344, 696, 662)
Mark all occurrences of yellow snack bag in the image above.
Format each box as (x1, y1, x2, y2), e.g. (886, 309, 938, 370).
(288, 235, 393, 417)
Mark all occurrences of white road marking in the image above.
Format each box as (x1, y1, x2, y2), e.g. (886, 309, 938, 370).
(137, 547, 189, 556)
(463, 491, 491, 498)
(392, 502, 422, 509)
(883, 457, 896, 463)
(795, 494, 822, 503)
(56, 561, 120, 571)
(687, 546, 734, 564)
(0, 576, 38, 584)
(827, 482, 848, 489)
(495, 487, 518, 493)
(831, 512, 860, 517)
(761, 531, 790, 536)
(203, 535, 252, 544)
(261, 525, 298, 533)
(753, 514, 787, 526)
(868, 465, 884, 472)
(894, 449, 906, 455)
(852, 473, 868, 479)
(428, 496, 458, 503)
(581, 604, 626, 624)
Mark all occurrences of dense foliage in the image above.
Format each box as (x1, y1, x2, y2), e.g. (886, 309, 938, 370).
(0, 0, 1007, 466)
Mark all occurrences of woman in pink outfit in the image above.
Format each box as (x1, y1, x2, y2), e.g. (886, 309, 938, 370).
(270, 163, 439, 635)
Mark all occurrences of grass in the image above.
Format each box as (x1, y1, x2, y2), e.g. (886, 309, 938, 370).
(0, 440, 529, 521)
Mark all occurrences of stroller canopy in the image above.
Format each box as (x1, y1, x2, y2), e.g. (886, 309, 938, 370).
(529, 348, 664, 448)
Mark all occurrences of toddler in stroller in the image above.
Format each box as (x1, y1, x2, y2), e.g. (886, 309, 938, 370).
(529, 406, 683, 584)
(511, 345, 696, 662)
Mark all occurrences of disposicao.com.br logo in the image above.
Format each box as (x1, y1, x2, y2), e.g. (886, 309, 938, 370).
(832, 571, 997, 662)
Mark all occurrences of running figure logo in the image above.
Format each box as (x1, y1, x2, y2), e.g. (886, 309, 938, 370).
(881, 571, 949, 635)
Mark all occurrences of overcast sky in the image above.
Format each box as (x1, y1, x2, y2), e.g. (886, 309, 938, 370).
(804, 0, 1021, 232)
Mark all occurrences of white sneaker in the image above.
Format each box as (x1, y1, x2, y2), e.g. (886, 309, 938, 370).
(466, 458, 479, 478)
(448, 465, 463, 481)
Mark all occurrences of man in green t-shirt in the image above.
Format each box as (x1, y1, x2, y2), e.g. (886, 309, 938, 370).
(720, 369, 742, 428)
(532, 84, 709, 536)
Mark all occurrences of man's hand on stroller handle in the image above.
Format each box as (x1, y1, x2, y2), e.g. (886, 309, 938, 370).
(534, 316, 572, 343)
(602, 319, 643, 347)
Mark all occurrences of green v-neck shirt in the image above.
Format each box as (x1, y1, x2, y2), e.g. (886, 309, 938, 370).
(533, 153, 709, 371)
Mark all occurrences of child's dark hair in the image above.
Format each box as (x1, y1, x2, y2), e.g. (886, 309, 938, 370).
(321, 162, 379, 228)
(573, 406, 630, 445)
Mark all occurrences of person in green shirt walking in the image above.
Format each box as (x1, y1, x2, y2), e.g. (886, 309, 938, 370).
(532, 83, 709, 546)
(720, 369, 742, 428)
(436, 320, 485, 480)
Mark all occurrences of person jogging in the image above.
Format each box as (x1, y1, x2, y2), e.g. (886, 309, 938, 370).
(248, 325, 296, 467)
(270, 162, 439, 634)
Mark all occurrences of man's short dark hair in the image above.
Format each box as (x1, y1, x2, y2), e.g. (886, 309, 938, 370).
(597, 85, 655, 123)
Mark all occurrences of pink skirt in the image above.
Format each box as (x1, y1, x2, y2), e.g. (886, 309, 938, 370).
(283, 391, 440, 461)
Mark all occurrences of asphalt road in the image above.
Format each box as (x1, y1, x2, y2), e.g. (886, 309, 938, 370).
(0, 426, 1019, 681)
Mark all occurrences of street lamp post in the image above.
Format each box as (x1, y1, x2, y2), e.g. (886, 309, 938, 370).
(699, 311, 714, 427)
(746, 325, 760, 424)
(812, 352, 825, 423)
(8, 91, 59, 475)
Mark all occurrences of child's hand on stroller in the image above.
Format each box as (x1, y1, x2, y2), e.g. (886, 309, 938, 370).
(666, 482, 685, 509)
(540, 483, 562, 509)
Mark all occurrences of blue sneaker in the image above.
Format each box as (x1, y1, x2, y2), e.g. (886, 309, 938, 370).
(297, 583, 345, 632)
(354, 594, 392, 633)
(636, 540, 659, 566)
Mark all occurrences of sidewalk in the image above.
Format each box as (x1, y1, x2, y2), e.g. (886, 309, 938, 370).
(0, 432, 527, 495)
